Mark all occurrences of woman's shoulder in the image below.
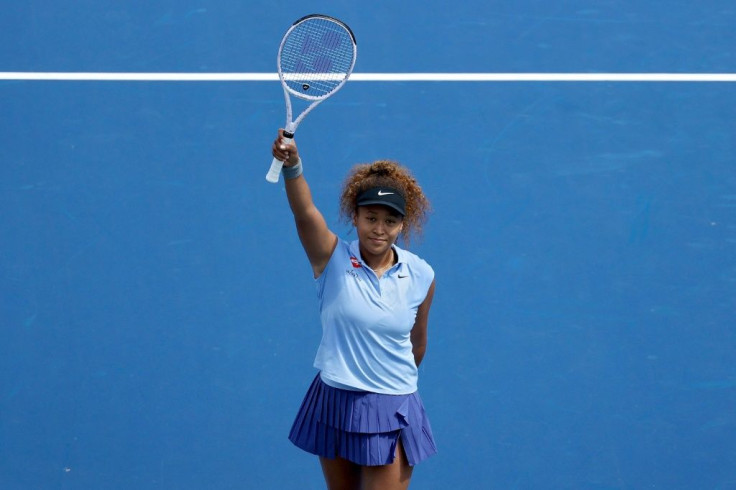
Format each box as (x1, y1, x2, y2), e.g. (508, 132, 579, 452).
(395, 245, 434, 278)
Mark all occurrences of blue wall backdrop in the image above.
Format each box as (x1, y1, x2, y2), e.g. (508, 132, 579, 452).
(2, 1, 735, 489)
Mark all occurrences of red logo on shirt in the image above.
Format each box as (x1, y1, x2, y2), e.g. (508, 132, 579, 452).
(350, 256, 362, 268)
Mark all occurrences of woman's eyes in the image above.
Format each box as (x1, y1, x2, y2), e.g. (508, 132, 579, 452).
(366, 217, 398, 226)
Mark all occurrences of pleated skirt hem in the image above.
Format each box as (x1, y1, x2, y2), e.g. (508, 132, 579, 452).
(288, 374, 437, 466)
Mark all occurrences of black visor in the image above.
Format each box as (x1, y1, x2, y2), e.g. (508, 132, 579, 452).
(356, 187, 406, 216)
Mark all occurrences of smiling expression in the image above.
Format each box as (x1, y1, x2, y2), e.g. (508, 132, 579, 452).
(353, 205, 404, 260)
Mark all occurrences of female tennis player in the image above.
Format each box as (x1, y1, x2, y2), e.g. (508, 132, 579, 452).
(271, 129, 437, 490)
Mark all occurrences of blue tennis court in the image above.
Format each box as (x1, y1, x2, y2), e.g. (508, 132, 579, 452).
(2, 2, 735, 489)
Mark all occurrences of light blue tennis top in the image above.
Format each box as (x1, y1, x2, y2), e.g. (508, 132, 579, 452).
(314, 238, 435, 395)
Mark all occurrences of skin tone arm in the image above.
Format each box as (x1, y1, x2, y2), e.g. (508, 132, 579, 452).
(410, 279, 436, 367)
(271, 129, 337, 277)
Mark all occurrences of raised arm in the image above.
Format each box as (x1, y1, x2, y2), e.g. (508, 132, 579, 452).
(271, 130, 337, 277)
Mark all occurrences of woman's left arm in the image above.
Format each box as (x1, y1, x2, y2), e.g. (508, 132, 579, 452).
(410, 279, 436, 367)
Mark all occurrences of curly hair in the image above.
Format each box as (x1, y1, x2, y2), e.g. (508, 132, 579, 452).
(339, 160, 431, 245)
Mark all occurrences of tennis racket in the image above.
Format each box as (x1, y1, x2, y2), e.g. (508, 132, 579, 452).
(266, 14, 357, 183)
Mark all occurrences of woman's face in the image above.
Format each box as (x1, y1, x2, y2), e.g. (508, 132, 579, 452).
(354, 205, 404, 258)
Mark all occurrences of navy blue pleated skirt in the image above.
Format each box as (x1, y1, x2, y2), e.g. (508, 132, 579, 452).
(288, 374, 437, 466)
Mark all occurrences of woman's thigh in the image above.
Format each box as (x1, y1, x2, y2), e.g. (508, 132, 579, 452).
(361, 439, 414, 490)
(320, 456, 361, 490)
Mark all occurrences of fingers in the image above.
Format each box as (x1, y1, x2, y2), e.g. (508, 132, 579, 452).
(271, 129, 299, 165)
(271, 140, 289, 162)
(271, 139, 292, 162)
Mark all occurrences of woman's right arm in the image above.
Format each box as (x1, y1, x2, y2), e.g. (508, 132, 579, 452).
(271, 129, 337, 277)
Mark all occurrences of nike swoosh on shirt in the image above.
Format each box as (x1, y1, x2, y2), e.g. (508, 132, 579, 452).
(398, 274, 408, 278)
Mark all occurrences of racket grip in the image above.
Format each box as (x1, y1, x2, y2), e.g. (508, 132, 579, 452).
(265, 134, 294, 183)
(266, 157, 284, 183)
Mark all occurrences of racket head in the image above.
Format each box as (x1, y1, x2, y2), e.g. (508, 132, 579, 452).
(277, 14, 357, 101)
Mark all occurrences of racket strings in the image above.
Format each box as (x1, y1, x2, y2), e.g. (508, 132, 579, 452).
(280, 18, 355, 98)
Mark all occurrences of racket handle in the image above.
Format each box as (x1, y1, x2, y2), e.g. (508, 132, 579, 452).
(266, 157, 284, 183)
(266, 134, 294, 183)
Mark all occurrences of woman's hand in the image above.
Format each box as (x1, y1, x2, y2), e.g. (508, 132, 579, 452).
(271, 129, 300, 167)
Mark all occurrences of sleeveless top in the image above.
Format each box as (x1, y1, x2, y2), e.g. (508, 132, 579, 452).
(313, 238, 435, 394)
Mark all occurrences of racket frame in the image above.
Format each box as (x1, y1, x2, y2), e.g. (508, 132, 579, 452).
(266, 14, 357, 183)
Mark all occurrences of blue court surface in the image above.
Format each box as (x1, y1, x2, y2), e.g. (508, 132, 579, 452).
(1, 2, 735, 489)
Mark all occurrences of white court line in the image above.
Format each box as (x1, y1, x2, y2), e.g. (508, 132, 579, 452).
(1, 72, 735, 82)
